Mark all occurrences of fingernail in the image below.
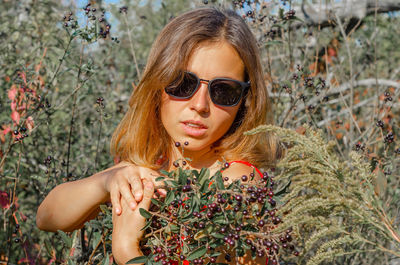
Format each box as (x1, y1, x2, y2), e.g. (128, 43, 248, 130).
(130, 202, 136, 209)
(160, 189, 167, 195)
(135, 192, 142, 198)
(115, 208, 121, 214)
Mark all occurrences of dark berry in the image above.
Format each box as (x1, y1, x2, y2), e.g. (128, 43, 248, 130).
(224, 162, 230, 168)
(241, 175, 248, 182)
(175, 142, 181, 147)
(235, 195, 242, 202)
(203, 0, 208, 4)
(376, 120, 384, 128)
(184, 141, 189, 146)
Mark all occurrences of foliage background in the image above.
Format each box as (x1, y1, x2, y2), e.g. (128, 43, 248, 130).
(0, 0, 399, 264)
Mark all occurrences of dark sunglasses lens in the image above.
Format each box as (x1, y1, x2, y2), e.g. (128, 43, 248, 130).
(165, 72, 198, 98)
(210, 80, 243, 106)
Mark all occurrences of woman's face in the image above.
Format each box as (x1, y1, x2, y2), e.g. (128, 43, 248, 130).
(160, 40, 245, 155)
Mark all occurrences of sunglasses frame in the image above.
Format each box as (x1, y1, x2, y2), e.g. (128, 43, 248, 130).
(165, 71, 250, 107)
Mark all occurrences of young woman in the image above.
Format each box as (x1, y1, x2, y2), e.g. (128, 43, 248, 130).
(36, 7, 280, 265)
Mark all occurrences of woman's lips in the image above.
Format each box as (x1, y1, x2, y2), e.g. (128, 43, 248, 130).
(181, 122, 208, 137)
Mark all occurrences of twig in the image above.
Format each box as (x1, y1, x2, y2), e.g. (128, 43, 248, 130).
(122, 14, 141, 81)
(87, 230, 109, 265)
(335, 12, 355, 142)
(66, 43, 85, 179)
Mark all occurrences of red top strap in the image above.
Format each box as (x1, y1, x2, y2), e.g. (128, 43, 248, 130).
(224, 160, 263, 178)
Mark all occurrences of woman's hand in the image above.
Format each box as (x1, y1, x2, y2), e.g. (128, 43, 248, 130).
(112, 180, 155, 265)
(104, 161, 166, 216)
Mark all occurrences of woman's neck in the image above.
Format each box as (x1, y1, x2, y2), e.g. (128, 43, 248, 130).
(166, 145, 223, 172)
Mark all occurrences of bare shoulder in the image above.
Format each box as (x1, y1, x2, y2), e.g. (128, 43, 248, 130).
(221, 162, 261, 182)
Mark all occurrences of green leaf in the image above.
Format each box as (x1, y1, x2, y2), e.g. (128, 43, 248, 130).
(165, 179, 179, 188)
(200, 179, 211, 193)
(44, 239, 53, 256)
(275, 180, 291, 196)
(92, 232, 101, 250)
(57, 230, 72, 248)
(336, 170, 345, 182)
(71, 29, 82, 38)
(186, 246, 207, 261)
(164, 191, 175, 206)
(212, 233, 225, 239)
(159, 170, 170, 176)
(178, 167, 188, 185)
(100, 204, 109, 214)
(155, 176, 165, 182)
(102, 253, 110, 265)
(170, 224, 180, 233)
(139, 208, 152, 219)
(141, 219, 152, 231)
(213, 215, 229, 225)
(215, 171, 224, 190)
(198, 168, 210, 186)
(151, 198, 162, 207)
(127, 256, 148, 264)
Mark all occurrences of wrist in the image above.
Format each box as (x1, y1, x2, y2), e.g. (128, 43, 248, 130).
(113, 242, 143, 265)
(91, 170, 112, 204)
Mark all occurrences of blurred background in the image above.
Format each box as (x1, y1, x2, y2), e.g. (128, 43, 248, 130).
(1, 0, 399, 264)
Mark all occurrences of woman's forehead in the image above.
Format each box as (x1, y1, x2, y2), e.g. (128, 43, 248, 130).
(185, 40, 245, 81)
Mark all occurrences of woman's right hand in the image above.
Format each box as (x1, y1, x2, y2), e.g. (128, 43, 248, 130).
(104, 161, 167, 216)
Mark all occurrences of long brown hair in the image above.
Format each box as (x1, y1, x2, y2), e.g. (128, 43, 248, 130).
(110, 7, 281, 170)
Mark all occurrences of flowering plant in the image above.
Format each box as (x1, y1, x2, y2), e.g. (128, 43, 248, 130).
(128, 161, 297, 265)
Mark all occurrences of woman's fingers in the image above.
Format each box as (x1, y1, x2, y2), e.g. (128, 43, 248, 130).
(119, 183, 138, 210)
(110, 189, 122, 215)
(128, 175, 144, 202)
(139, 180, 154, 209)
(150, 172, 167, 197)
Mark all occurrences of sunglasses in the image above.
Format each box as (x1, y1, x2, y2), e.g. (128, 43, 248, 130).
(164, 71, 250, 107)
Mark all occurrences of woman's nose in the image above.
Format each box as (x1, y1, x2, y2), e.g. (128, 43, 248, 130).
(189, 81, 210, 113)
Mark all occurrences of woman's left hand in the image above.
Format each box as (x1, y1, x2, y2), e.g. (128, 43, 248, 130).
(112, 180, 155, 265)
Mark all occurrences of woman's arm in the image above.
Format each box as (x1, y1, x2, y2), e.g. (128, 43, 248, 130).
(36, 161, 165, 232)
(36, 163, 122, 232)
(112, 180, 154, 265)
